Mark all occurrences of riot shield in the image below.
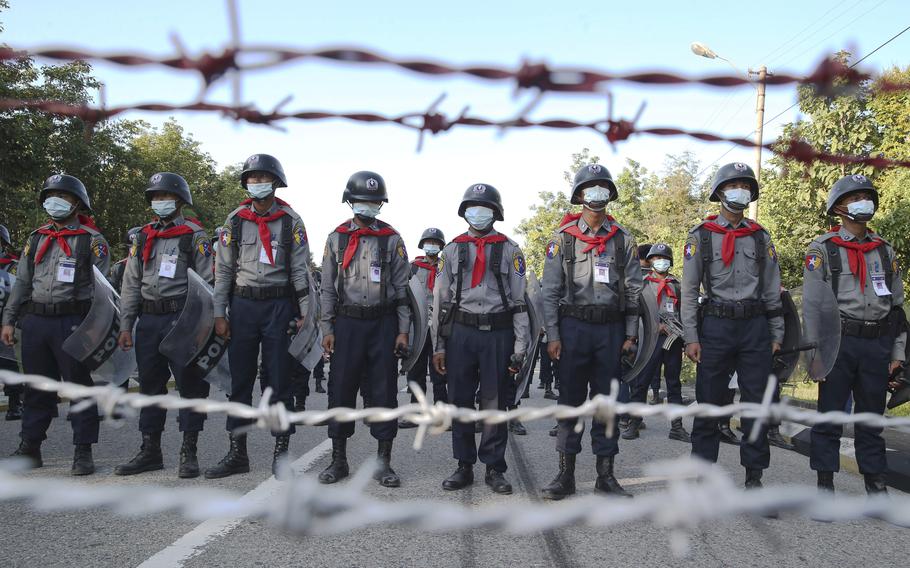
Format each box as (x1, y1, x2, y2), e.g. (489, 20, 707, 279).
(158, 269, 231, 392)
(399, 275, 428, 375)
(288, 267, 324, 372)
(887, 322, 910, 410)
(514, 270, 546, 405)
(0, 271, 16, 363)
(772, 289, 803, 382)
(801, 278, 841, 381)
(622, 289, 660, 384)
(62, 266, 124, 372)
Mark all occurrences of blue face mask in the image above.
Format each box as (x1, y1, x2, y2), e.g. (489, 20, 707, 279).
(43, 196, 75, 220)
(422, 244, 441, 256)
(151, 200, 177, 218)
(352, 202, 382, 219)
(464, 206, 495, 230)
(247, 182, 274, 200)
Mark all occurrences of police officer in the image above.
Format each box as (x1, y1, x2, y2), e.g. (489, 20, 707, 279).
(399, 227, 447, 429)
(681, 162, 783, 490)
(638, 244, 652, 278)
(431, 183, 529, 495)
(805, 174, 905, 494)
(625, 243, 690, 442)
(207, 154, 311, 479)
(318, 171, 410, 488)
(539, 163, 641, 500)
(114, 173, 213, 478)
(108, 226, 141, 294)
(0, 224, 23, 420)
(2, 174, 110, 474)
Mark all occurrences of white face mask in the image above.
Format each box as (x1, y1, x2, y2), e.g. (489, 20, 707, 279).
(845, 199, 875, 221)
(464, 206, 495, 230)
(423, 244, 441, 256)
(151, 200, 177, 218)
(651, 258, 672, 273)
(722, 188, 752, 211)
(43, 196, 75, 220)
(352, 202, 382, 219)
(583, 185, 611, 211)
(247, 182, 274, 200)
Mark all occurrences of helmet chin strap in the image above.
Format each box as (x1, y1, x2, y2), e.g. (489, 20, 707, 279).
(721, 199, 748, 214)
(583, 202, 607, 212)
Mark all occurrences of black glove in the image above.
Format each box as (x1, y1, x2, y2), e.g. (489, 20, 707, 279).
(394, 344, 410, 359)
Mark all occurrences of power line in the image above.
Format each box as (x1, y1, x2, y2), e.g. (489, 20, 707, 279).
(757, 0, 853, 65)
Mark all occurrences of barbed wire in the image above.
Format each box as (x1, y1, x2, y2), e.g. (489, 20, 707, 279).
(1, 456, 907, 558)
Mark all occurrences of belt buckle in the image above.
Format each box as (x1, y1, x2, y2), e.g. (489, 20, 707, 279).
(479, 323, 492, 331)
(733, 303, 745, 319)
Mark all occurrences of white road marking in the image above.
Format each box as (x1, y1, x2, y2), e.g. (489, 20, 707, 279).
(137, 438, 332, 568)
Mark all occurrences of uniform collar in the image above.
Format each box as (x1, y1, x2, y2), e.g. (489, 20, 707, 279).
(467, 227, 499, 238)
(713, 214, 751, 229)
(577, 216, 612, 234)
(349, 218, 381, 231)
(837, 226, 873, 243)
(155, 213, 185, 229)
(250, 201, 280, 217)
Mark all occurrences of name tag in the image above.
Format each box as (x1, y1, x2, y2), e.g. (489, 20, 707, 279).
(871, 273, 891, 296)
(594, 260, 610, 283)
(259, 242, 278, 265)
(158, 254, 177, 279)
(370, 262, 382, 283)
(664, 300, 676, 313)
(56, 258, 76, 283)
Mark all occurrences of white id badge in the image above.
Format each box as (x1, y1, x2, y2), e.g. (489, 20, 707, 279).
(594, 260, 610, 283)
(370, 262, 382, 283)
(259, 242, 278, 265)
(158, 254, 177, 279)
(56, 258, 76, 283)
(871, 273, 891, 296)
(664, 300, 676, 313)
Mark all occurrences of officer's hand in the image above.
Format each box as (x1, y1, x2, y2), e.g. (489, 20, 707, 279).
(432, 353, 447, 375)
(295, 317, 305, 331)
(658, 323, 669, 335)
(394, 333, 409, 355)
(214, 317, 230, 340)
(889, 360, 903, 376)
(1, 325, 15, 347)
(547, 340, 562, 361)
(772, 342, 782, 355)
(322, 334, 335, 356)
(685, 342, 702, 363)
(118, 330, 133, 351)
(508, 353, 525, 375)
(622, 339, 638, 356)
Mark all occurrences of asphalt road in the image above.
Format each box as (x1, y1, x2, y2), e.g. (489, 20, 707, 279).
(0, 374, 907, 568)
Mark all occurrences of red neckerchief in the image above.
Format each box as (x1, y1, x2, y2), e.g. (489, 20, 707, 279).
(236, 199, 290, 265)
(829, 226, 885, 292)
(560, 213, 619, 255)
(0, 253, 19, 266)
(701, 215, 763, 266)
(453, 232, 508, 288)
(34, 224, 88, 264)
(646, 274, 678, 306)
(412, 256, 438, 291)
(334, 220, 398, 271)
(140, 222, 195, 264)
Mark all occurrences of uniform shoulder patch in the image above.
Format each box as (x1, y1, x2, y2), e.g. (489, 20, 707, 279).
(438, 252, 446, 273)
(805, 252, 823, 272)
(512, 251, 526, 277)
(396, 240, 407, 259)
(545, 240, 559, 259)
(768, 243, 778, 263)
(218, 227, 232, 248)
(684, 243, 697, 260)
(22, 239, 31, 258)
(91, 239, 108, 260)
(293, 224, 307, 246)
(196, 235, 212, 258)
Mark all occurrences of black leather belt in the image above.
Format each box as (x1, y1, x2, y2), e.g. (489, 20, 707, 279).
(23, 300, 91, 316)
(704, 301, 766, 320)
(454, 310, 513, 331)
(336, 304, 397, 319)
(559, 304, 623, 323)
(841, 317, 891, 339)
(233, 285, 292, 300)
(141, 296, 186, 314)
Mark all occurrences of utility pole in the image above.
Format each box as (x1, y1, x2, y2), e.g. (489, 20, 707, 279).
(748, 65, 769, 221)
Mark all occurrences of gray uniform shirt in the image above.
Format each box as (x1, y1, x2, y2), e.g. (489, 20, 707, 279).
(431, 228, 530, 356)
(680, 215, 784, 345)
(644, 274, 681, 320)
(2, 221, 110, 326)
(803, 227, 906, 361)
(411, 256, 439, 312)
(119, 215, 213, 332)
(213, 201, 310, 319)
(540, 216, 642, 341)
(319, 219, 411, 336)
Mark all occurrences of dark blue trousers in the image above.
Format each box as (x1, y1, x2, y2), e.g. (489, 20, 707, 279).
(135, 311, 210, 433)
(630, 337, 683, 404)
(327, 313, 398, 440)
(538, 340, 558, 387)
(556, 318, 624, 457)
(811, 334, 892, 474)
(227, 296, 296, 435)
(1, 357, 21, 395)
(406, 334, 447, 403)
(691, 315, 772, 469)
(448, 322, 513, 472)
(19, 314, 99, 444)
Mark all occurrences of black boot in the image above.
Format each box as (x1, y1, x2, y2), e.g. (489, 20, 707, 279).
(318, 438, 349, 484)
(817, 471, 834, 493)
(508, 419, 527, 436)
(315, 378, 325, 393)
(864, 473, 888, 495)
(544, 387, 558, 400)
(374, 439, 400, 487)
(541, 452, 576, 500)
(204, 433, 250, 479)
(621, 417, 641, 440)
(537, 381, 546, 390)
(397, 418, 417, 429)
(767, 425, 795, 450)
(442, 462, 474, 491)
(71, 444, 95, 476)
(5, 393, 23, 421)
(293, 397, 306, 412)
(178, 431, 200, 479)
(548, 423, 559, 437)
(272, 434, 291, 477)
(718, 423, 740, 445)
(744, 468, 763, 489)
(115, 432, 164, 476)
(668, 418, 691, 443)
(594, 456, 631, 497)
(11, 438, 42, 469)
(484, 466, 512, 495)
(618, 416, 630, 432)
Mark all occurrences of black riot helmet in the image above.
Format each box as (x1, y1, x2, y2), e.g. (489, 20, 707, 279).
(240, 154, 288, 189)
(458, 183, 504, 221)
(123, 226, 142, 246)
(647, 243, 674, 265)
(342, 171, 388, 203)
(0, 224, 10, 249)
(39, 174, 92, 211)
(571, 163, 617, 205)
(710, 162, 759, 202)
(145, 172, 193, 206)
(419, 228, 446, 248)
(826, 173, 878, 216)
